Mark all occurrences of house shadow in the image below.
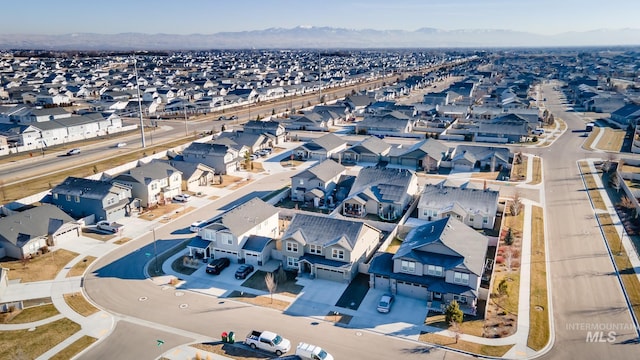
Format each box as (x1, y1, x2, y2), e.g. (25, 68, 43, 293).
(219, 191, 273, 211)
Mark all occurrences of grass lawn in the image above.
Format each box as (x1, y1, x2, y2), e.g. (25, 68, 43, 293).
(582, 127, 601, 150)
(530, 156, 542, 185)
(241, 270, 303, 297)
(384, 237, 402, 254)
(528, 206, 550, 351)
(64, 293, 100, 317)
(598, 213, 640, 322)
(226, 290, 290, 311)
(66, 256, 97, 277)
(424, 313, 484, 337)
(114, 237, 132, 245)
(419, 332, 513, 357)
(579, 161, 607, 211)
(491, 272, 521, 315)
(171, 255, 199, 276)
(50, 335, 97, 360)
(510, 156, 527, 181)
(148, 239, 190, 277)
(504, 206, 525, 235)
(0, 318, 80, 359)
(0, 303, 59, 324)
(1, 249, 79, 282)
(595, 127, 626, 152)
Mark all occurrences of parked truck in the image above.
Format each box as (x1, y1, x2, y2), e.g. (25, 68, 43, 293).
(295, 342, 334, 360)
(244, 330, 291, 356)
(96, 220, 124, 234)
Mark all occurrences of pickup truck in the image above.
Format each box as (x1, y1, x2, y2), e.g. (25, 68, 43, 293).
(295, 342, 333, 360)
(244, 330, 291, 356)
(96, 220, 124, 234)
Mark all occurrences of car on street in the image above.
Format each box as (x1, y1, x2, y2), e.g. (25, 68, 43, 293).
(206, 257, 230, 275)
(173, 194, 191, 202)
(115, 142, 127, 148)
(230, 115, 238, 120)
(235, 264, 254, 279)
(217, 116, 227, 121)
(66, 148, 81, 156)
(376, 293, 394, 313)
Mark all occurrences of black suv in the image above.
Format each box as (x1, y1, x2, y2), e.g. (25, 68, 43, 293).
(235, 264, 254, 279)
(206, 257, 230, 275)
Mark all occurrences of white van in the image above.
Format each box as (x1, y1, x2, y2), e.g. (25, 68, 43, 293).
(295, 342, 333, 360)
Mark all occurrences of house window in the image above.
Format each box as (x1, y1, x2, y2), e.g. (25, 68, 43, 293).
(427, 265, 443, 277)
(469, 216, 474, 222)
(309, 244, 322, 255)
(299, 179, 304, 185)
(453, 295, 468, 304)
(287, 256, 299, 268)
(66, 195, 71, 201)
(332, 249, 345, 260)
(433, 292, 442, 300)
(483, 216, 488, 224)
(286, 241, 298, 252)
(401, 260, 416, 273)
(74, 195, 80, 203)
(454, 272, 470, 285)
(53, 193, 58, 199)
(220, 233, 233, 245)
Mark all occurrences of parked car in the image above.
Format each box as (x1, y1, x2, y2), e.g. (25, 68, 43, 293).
(96, 220, 124, 234)
(377, 293, 394, 313)
(230, 115, 238, 120)
(66, 148, 81, 156)
(244, 330, 290, 356)
(235, 264, 254, 279)
(217, 116, 227, 121)
(296, 342, 333, 360)
(206, 257, 230, 275)
(173, 194, 191, 202)
(115, 142, 127, 148)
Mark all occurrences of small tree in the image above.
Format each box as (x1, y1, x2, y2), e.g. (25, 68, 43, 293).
(449, 320, 463, 344)
(510, 192, 522, 216)
(504, 227, 514, 246)
(265, 272, 277, 303)
(444, 300, 463, 324)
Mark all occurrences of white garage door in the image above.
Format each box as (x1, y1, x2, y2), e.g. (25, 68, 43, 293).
(374, 275, 390, 290)
(396, 281, 428, 298)
(53, 226, 79, 243)
(214, 249, 238, 262)
(245, 252, 259, 266)
(316, 267, 345, 282)
(454, 163, 473, 171)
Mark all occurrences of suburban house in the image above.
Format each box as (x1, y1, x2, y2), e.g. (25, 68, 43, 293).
(355, 110, 414, 137)
(368, 216, 489, 315)
(195, 198, 279, 265)
(0, 204, 81, 260)
(293, 133, 348, 160)
(51, 176, 134, 222)
(610, 104, 640, 128)
(165, 160, 217, 191)
(111, 161, 182, 208)
(214, 131, 273, 153)
(474, 114, 532, 143)
(243, 120, 287, 144)
(285, 112, 334, 131)
(182, 142, 245, 175)
(417, 183, 499, 230)
(449, 145, 512, 172)
(342, 167, 418, 221)
(387, 138, 451, 172)
(340, 136, 391, 165)
(290, 159, 346, 206)
(280, 213, 381, 282)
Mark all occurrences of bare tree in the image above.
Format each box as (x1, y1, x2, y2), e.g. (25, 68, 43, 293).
(505, 247, 513, 272)
(619, 196, 635, 209)
(610, 173, 621, 193)
(265, 272, 277, 303)
(449, 320, 463, 344)
(510, 191, 523, 216)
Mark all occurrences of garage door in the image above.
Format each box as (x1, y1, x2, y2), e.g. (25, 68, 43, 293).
(53, 226, 80, 243)
(453, 163, 472, 171)
(214, 249, 238, 262)
(316, 267, 345, 282)
(244, 252, 259, 266)
(374, 275, 390, 290)
(396, 281, 428, 298)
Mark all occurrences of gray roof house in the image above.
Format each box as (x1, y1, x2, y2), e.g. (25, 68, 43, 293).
(340, 136, 391, 165)
(165, 160, 216, 191)
(355, 110, 414, 137)
(475, 114, 532, 144)
(290, 159, 346, 204)
(293, 133, 348, 160)
(449, 145, 512, 172)
(243, 120, 286, 144)
(387, 138, 451, 172)
(182, 142, 245, 175)
(0, 204, 81, 260)
(280, 213, 381, 282)
(197, 198, 279, 264)
(51, 176, 133, 222)
(112, 161, 182, 208)
(368, 216, 489, 315)
(418, 183, 499, 230)
(610, 104, 640, 128)
(342, 167, 419, 221)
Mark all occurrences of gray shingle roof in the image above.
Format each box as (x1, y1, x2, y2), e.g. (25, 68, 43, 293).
(52, 176, 130, 200)
(282, 213, 377, 251)
(347, 167, 415, 203)
(206, 198, 278, 237)
(419, 184, 499, 217)
(0, 204, 76, 247)
(114, 161, 180, 185)
(393, 217, 488, 276)
(306, 133, 346, 152)
(296, 159, 346, 183)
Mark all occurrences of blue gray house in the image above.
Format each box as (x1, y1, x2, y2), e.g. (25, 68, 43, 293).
(51, 177, 133, 222)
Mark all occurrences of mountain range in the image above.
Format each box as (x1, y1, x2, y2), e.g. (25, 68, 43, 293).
(1, 26, 639, 50)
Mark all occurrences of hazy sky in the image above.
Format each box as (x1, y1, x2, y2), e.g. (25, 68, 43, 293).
(2, 0, 638, 35)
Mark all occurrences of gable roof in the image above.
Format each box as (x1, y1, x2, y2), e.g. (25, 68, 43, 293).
(282, 213, 379, 251)
(347, 136, 391, 155)
(205, 198, 278, 237)
(304, 133, 346, 152)
(347, 167, 415, 203)
(114, 161, 181, 185)
(52, 176, 130, 200)
(295, 159, 346, 183)
(419, 184, 499, 217)
(394, 217, 488, 276)
(0, 204, 76, 247)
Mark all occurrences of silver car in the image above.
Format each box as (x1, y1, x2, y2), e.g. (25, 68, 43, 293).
(377, 294, 394, 313)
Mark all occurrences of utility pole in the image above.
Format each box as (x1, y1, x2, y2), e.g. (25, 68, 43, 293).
(134, 57, 146, 148)
(183, 103, 188, 136)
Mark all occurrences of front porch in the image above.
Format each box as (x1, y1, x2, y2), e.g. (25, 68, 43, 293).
(427, 299, 478, 316)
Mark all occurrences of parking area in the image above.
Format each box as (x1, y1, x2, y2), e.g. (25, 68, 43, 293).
(348, 288, 429, 331)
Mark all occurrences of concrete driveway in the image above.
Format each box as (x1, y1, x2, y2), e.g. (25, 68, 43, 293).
(285, 277, 349, 318)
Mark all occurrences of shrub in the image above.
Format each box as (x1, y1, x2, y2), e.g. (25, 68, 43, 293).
(445, 300, 464, 324)
(496, 255, 505, 264)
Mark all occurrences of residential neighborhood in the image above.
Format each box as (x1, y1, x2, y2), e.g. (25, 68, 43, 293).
(0, 43, 639, 360)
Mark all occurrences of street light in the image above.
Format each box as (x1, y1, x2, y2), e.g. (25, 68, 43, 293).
(153, 228, 159, 273)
